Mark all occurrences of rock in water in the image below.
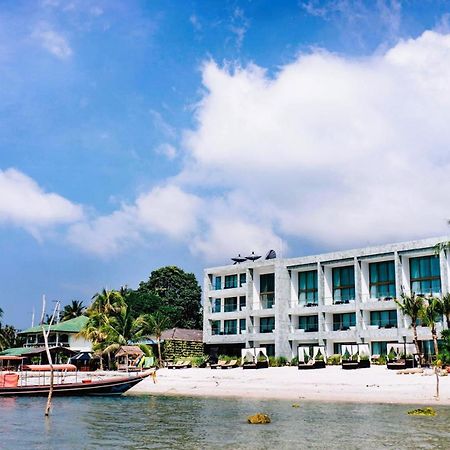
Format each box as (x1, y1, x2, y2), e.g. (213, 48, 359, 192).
(247, 413, 271, 424)
(407, 407, 436, 416)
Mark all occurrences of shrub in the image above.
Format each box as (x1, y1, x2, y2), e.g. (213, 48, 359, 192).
(327, 354, 341, 365)
(291, 357, 299, 366)
(276, 356, 288, 366)
(360, 355, 369, 361)
(190, 356, 207, 367)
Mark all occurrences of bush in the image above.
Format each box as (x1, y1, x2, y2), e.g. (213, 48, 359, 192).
(190, 356, 207, 367)
(268, 356, 288, 367)
(360, 355, 369, 361)
(291, 357, 299, 366)
(373, 355, 386, 365)
(327, 354, 341, 365)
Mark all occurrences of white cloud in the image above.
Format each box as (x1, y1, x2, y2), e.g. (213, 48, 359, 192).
(33, 26, 72, 60)
(67, 185, 201, 256)
(65, 30, 450, 262)
(181, 31, 450, 252)
(0, 168, 83, 231)
(155, 143, 177, 160)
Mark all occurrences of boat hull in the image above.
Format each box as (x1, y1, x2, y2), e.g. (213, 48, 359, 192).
(0, 371, 150, 397)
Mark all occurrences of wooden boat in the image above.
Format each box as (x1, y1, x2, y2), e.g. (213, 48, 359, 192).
(0, 367, 152, 397)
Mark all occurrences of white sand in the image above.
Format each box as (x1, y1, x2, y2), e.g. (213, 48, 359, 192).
(128, 366, 450, 405)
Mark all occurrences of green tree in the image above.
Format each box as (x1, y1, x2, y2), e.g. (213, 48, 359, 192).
(440, 293, 450, 329)
(102, 305, 149, 356)
(89, 289, 126, 315)
(0, 324, 19, 351)
(135, 266, 202, 329)
(395, 292, 425, 363)
(146, 311, 171, 367)
(420, 297, 443, 358)
(61, 300, 85, 321)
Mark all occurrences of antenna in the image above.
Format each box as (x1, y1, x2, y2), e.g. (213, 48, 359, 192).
(40, 294, 46, 325)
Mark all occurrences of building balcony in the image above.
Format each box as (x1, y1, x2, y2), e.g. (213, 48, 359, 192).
(288, 302, 319, 312)
(205, 333, 247, 344)
(323, 329, 357, 340)
(359, 298, 397, 311)
(288, 328, 319, 341)
(359, 326, 399, 340)
(322, 301, 356, 313)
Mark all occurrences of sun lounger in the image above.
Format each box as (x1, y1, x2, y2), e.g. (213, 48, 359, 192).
(221, 359, 239, 369)
(298, 359, 315, 370)
(342, 360, 359, 370)
(210, 359, 227, 369)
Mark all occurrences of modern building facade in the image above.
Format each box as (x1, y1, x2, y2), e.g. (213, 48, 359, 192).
(203, 237, 450, 359)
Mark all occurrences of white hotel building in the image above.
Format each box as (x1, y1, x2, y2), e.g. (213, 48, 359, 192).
(203, 237, 450, 359)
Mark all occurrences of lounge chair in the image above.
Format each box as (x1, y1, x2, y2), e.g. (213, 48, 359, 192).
(298, 359, 315, 370)
(221, 359, 239, 369)
(167, 360, 185, 369)
(387, 359, 406, 370)
(210, 359, 227, 369)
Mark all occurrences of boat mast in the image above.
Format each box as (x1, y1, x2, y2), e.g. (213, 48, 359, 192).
(43, 301, 59, 417)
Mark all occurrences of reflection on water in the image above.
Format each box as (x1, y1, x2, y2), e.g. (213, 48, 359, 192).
(1, 396, 450, 449)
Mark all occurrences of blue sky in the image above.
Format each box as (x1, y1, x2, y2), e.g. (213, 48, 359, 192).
(1, 0, 450, 327)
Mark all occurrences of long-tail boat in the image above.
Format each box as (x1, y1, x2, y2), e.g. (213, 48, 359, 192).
(0, 360, 152, 397)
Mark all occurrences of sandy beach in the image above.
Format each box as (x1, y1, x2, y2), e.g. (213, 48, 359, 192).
(128, 366, 450, 405)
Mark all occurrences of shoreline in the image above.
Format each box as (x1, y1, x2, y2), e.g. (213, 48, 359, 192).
(127, 366, 450, 406)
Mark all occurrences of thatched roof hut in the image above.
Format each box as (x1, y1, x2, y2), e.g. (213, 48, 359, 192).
(115, 345, 144, 358)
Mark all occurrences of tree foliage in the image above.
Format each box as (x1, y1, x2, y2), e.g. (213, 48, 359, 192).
(61, 300, 85, 322)
(127, 266, 202, 329)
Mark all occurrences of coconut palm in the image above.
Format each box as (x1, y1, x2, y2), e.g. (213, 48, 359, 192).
(101, 305, 149, 356)
(395, 292, 425, 363)
(61, 300, 85, 321)
(439, 293, 450, 329)
(146, 311, 171, 367)
(78, 311, 109, 370)
(420, 297, 443, 358)
(89, 289, 125, 315)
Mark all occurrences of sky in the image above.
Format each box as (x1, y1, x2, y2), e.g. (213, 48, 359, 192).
(1, 0, 450, 328)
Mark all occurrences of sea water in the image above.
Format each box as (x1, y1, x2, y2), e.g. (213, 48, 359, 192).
(1, 396, 449, 449)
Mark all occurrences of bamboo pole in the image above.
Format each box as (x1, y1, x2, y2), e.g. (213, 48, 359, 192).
(43, 302, 59, 417)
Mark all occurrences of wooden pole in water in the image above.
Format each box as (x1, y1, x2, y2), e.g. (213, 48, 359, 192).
(43, 302, 60, 417)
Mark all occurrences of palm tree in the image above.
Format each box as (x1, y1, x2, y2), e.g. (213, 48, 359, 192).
(61, 300, 85, 321)
(89, 289, 125, 315)
(440, 293, 450, 329)
(78, 311, 108, 370)
(146, 311, 171, 367)
(420, 297, 443, 358)
(102, 305, 149, 357)
(395, 292, 425, 363)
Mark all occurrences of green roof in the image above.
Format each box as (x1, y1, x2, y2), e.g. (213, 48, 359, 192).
(19, 315, 89, 335)
(0, 347, 38, 356)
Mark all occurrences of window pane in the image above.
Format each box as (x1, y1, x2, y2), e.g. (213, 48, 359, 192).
(431, 256, 440, 277)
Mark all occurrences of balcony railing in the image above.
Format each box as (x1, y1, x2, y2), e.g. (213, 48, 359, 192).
(368, 319, 397, 329)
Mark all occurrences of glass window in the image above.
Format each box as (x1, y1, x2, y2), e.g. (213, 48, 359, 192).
(333, 313, 356, 331)
(211, 298, 221, 313)
(239, 296, 246, 310)
(224, 274, 238, 289)
(332, 266, 355, 303)
(410, 256, 441, 295)
(260, 273, 275, 308)
(260, 317, 275, 333)
(298, 270, 318, 305)
(224, 297, 238, 312)
(214, 276, 222, 290)
(371, 341, 388, 355)
(239, 273, 247, 287)
(263, 344, 275, 357)
(370, 310, 397, 328)
(298, 315, 319, 332)
(224, 319, 237, 335)
(369, 261, 396, 299)
(211, 320, 221, 335)
(239, 318, 246, 332)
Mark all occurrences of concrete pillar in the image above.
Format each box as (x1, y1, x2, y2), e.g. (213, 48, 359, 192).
(275, 260, 291, 358)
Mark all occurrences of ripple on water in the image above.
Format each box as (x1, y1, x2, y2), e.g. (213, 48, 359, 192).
(1, 396, 450, 450)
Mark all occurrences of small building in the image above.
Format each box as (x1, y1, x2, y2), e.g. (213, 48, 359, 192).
(115, 345, 144, 371)
(18, 316, 91, 352)
(160, 328, 204, 361)
(0, 316, 91, 363)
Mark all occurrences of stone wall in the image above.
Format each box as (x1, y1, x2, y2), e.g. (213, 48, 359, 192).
(163, 340, 204, 360)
